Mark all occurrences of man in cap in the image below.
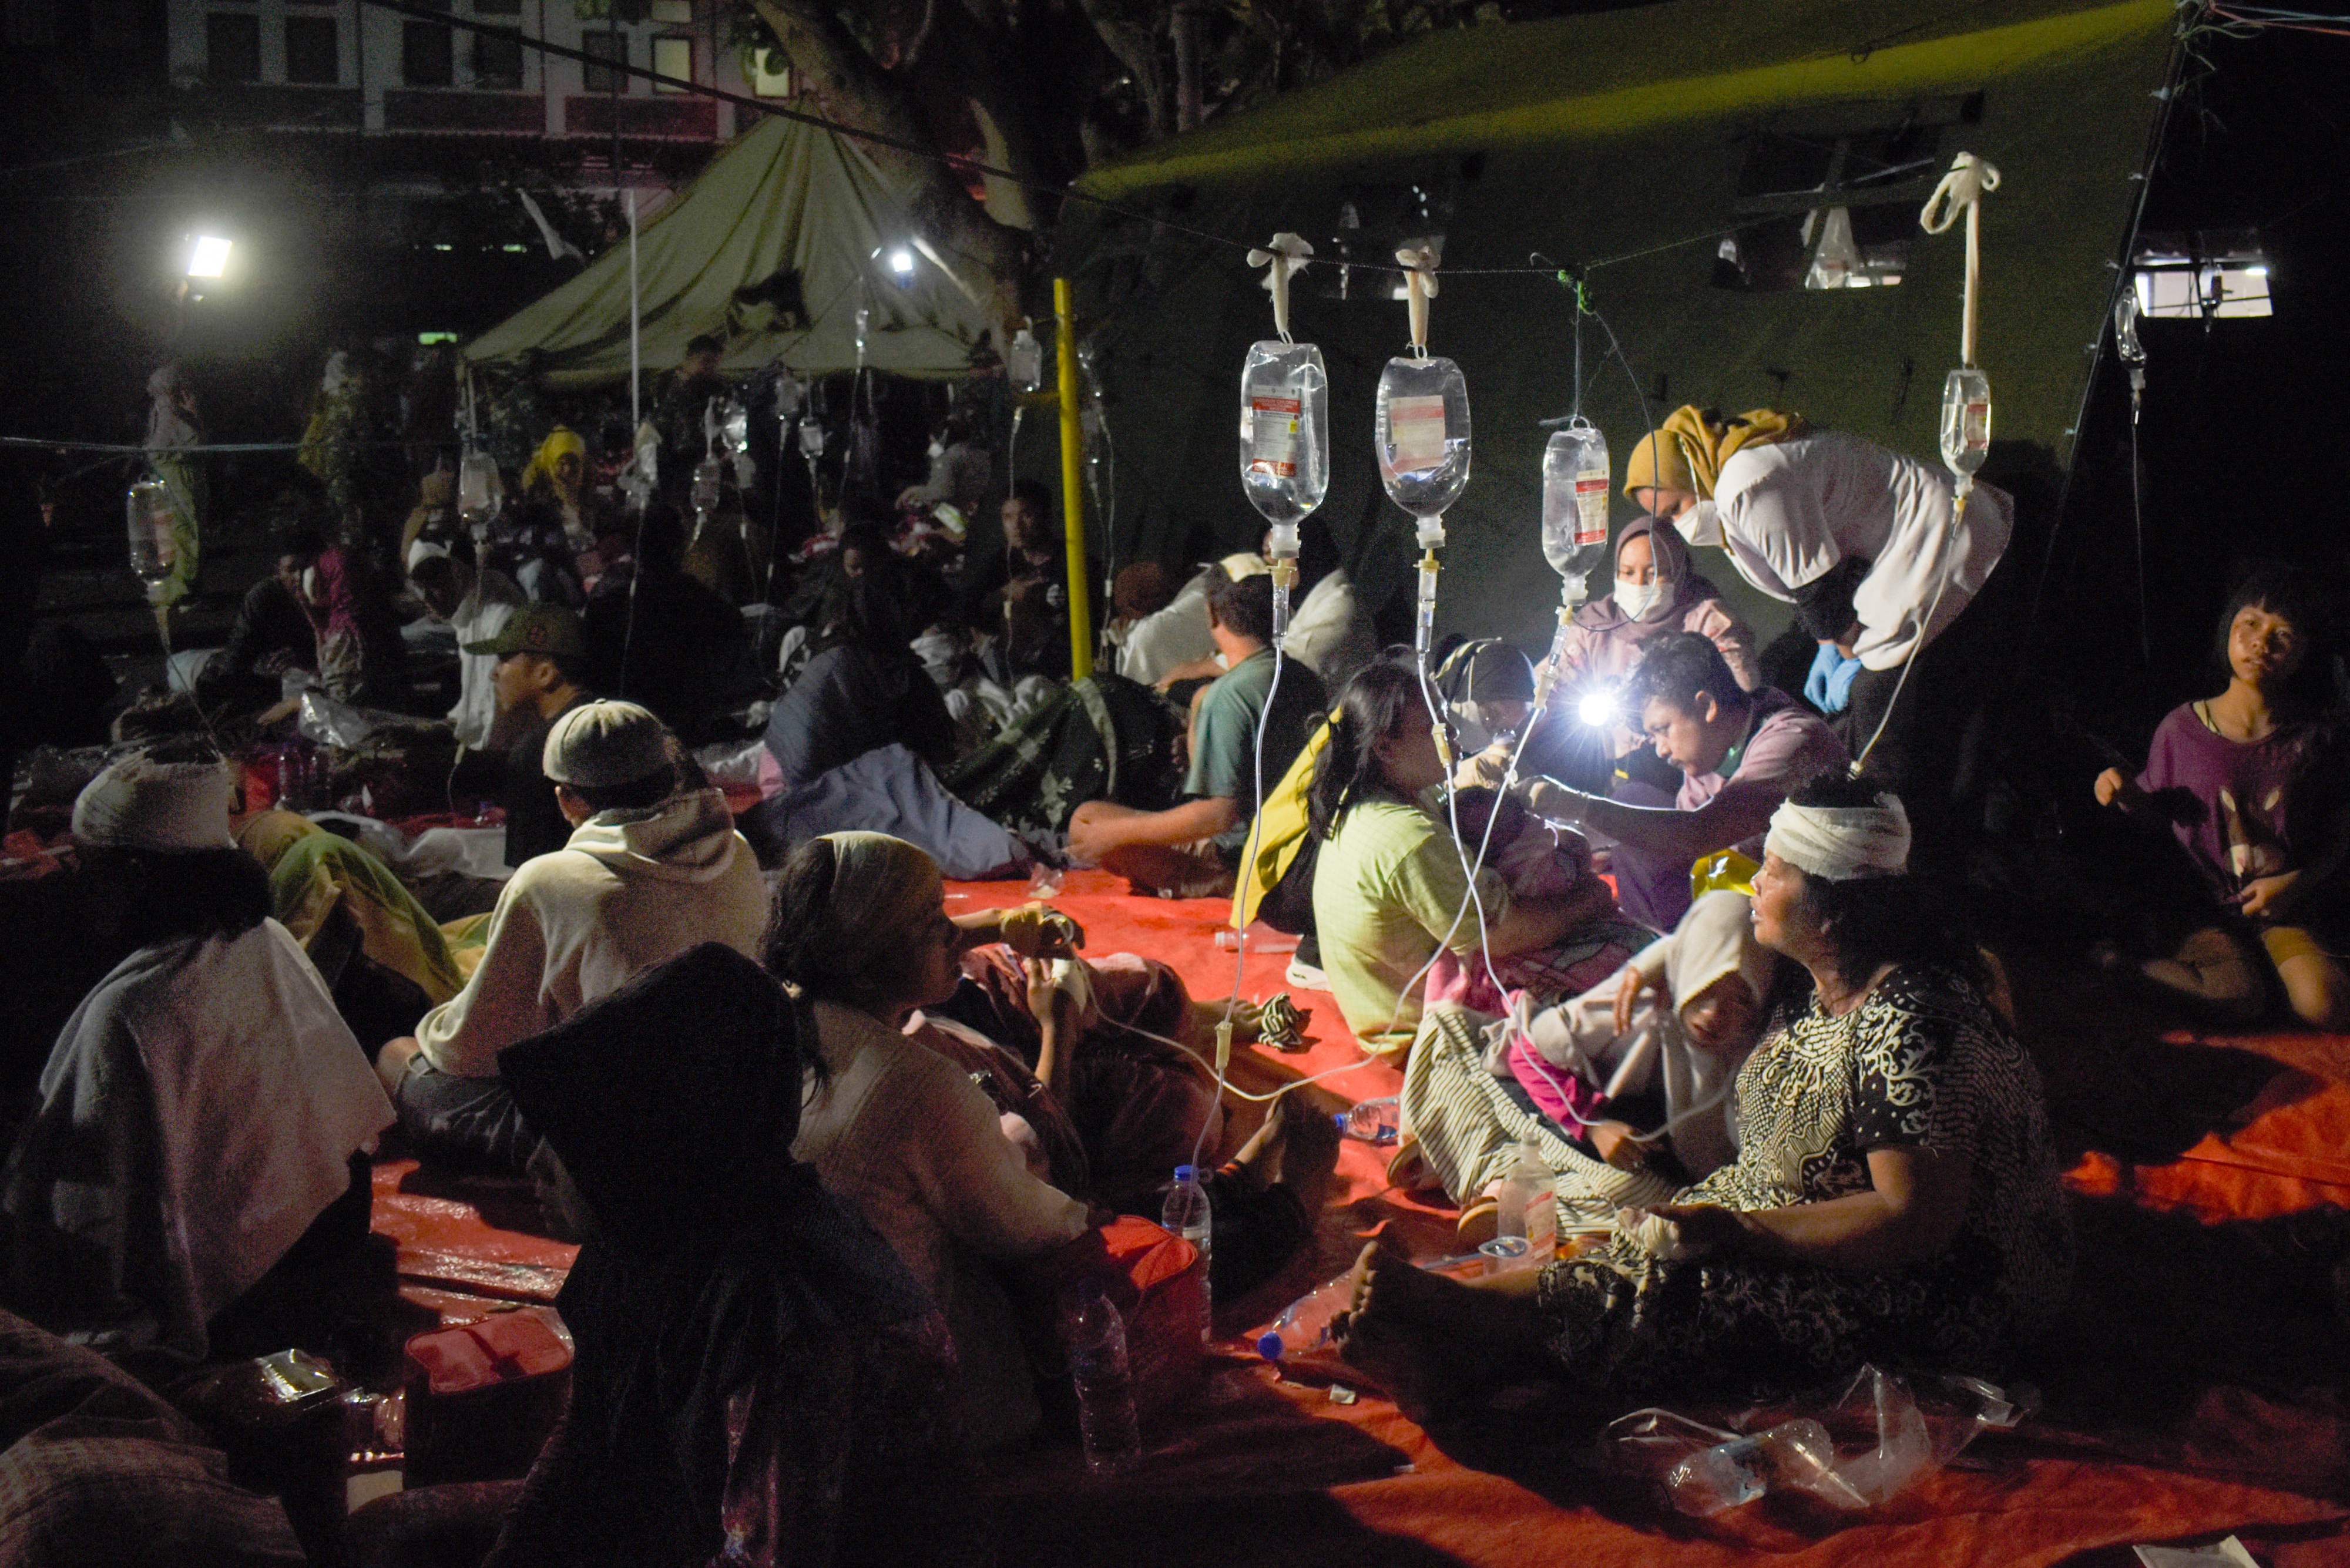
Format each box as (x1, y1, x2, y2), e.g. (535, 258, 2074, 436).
(372, 701, 767, 1171)
(458, 602, 597, 867)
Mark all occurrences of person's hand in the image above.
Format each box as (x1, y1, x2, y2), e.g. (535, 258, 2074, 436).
(2233, 869, 2301, 922)
(2093, 768, 2140, 809)
(1065, 811, 1114, 865)
(1612, 963, 1668, 1036)
(1456, 744, 1512, 793)
(1515, 777, 1582, 825)
(999, 902, 1084, 959)
(1023, 956, 1062, 1027)
(1645, 1202, 1747, 1257)
(1589, 1119, 1651, 1173)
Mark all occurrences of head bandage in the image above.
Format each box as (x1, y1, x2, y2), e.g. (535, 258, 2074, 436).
(72, 754, 239, 852)
(1762, 795, 1911, 882)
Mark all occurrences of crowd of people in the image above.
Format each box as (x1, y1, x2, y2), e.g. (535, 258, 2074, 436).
(1, 364, 2345, 1560)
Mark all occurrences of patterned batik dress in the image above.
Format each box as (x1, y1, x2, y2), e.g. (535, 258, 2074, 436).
(1533, 964, 2074, 1402)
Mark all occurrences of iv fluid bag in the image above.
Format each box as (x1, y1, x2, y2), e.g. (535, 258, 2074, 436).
(458, 449, 502, 523)
(719, 397, 750, 457)
(1939, 367, 1991, 478)
(774, 371, 805, 428)
(797, 417, 825, 459)
(691, 459, 723, 518)
(1376, 357, 1471, 521)
(125, 479, 176, 586)
(1238, 341, 1330, 528)
(1007, 327, 1044, 394)
(1540, 422, 1612, 589)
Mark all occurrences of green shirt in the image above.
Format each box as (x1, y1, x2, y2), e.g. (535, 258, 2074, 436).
(1184, 648, 1327, 855)
(1310, 797, 1508, 1052)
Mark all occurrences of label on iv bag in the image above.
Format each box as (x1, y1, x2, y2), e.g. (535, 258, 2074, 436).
(1388, 395, 1450, 468)
(1573, 475, 1610, 546)
(1248, 395, 1301, 478)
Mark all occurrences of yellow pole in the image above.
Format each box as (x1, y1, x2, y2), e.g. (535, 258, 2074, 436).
(1052, 276, 1095, 679)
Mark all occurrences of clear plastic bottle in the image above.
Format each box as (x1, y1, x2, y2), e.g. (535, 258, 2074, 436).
(1239, 341, 1330, 528)
(1541, 421, 1612, 600)
(1664, 1419, 1839, 1516)
(1162, 1166, 1214, 1341)
(1939, 367, 1992, 478)
(1493, 1137, 1558, 1261)
(1064, 1282, 1142, 1475)
(1256, 1271, 1354, 1364)
(1374, 356, 1471, 523)
(125, 479, 174, 587)
(1334, 1096, 1401, 1145)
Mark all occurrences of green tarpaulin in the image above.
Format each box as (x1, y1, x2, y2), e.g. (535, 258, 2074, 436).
(1057, 0, 2177, 647)
(466, 113, 993, 388)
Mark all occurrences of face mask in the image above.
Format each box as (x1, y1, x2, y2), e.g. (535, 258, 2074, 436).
(1448, 701, 1493, 757)
(1673, 499, 1725, 550)
(1613, 577, 1666, 620)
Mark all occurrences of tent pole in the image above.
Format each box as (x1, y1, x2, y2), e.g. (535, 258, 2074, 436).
(627, 190, 641, 430)
(1053, 276, 1094, 680)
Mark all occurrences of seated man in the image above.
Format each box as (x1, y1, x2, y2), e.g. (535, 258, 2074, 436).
(408, 542, 526, 752)
(1067, 570, 1326, 899)
(5, 752, 394, 1359)
(1518, 632, 1846, 931)
(449, 603, 597, 868)
(374, 702, 767, 1171)
(196, 522, 323, 713)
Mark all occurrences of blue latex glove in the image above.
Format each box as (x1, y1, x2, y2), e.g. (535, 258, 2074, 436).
(1805, 643, 1862, 715)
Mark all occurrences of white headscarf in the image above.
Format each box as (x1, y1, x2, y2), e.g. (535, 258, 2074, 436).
(71, 754, 238, 852)
(1763, 794, 1911, 881)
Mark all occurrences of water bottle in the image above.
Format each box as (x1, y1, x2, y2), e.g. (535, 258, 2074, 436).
(1334, 1096, 1401, 1145)
(1374, 355, 1471, 523)
(1238, 341, 1331, 528)
(1540, 420, 1611, 602)
(1664, 1419, 1839, 1516)
(1161, 1166, 1213, 1341)
(1064, 1282, 1142, 1475)
(1255, 1271, 1354, 1364)
(1493, 1137, 1558, 1262)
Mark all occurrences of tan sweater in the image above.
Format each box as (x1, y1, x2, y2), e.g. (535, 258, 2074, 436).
(415, 788, 767, 1076)
(793, 998, 1089, 1452)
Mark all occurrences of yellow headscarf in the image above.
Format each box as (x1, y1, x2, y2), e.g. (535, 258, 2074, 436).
(520, 427, 588, 494)
(1623, 405, 1807, 500)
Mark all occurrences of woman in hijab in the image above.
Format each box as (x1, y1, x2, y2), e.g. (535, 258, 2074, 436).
(488, 941, 976, 1568)
(763, 834, 1091, 1453)
(1396, 891, 1783, 1244)
(1333, 776, 2071, 1426)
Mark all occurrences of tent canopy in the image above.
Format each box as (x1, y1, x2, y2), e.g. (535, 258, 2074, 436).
(467, 114, 995, 388)
(1055, 0, 2175, 648)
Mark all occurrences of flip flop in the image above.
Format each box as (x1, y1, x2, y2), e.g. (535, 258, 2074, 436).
(1455, 1197, 1500, 1248)
(1384, 1135, 1436, 1193)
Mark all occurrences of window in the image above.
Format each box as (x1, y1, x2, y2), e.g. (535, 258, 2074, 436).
(2131, 230, 2273, 320)
(748, 44, 791, 97)
(1711, 120, 1951, 293)
(651, 35, 691, 90)
(473, 29, 522, 87)
(205, 12, 261, 82)
(284, 15, 337, 80)
(581, 28, 625, 92)
(402, 18, 453, 84)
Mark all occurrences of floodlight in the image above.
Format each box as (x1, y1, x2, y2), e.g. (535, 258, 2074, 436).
(887, 247, 915, 277)
(187, 236, 232, 279)
(1577, 689, 1618, 730)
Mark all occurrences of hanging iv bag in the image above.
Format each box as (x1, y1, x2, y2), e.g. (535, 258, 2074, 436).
(1238, 342, 1330, 530)
(1375, 355, 1471, 533)
(125, 479, 176, 587)
(1007, 325, 1044, 394)
(1939, 368, 1991, 479)
(458, 448, 502, 525)
(1540, 421, 1612, 598)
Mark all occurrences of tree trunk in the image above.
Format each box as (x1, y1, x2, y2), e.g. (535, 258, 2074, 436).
(1172, 0, 1203, 133)
(750, 0, 1031, 337)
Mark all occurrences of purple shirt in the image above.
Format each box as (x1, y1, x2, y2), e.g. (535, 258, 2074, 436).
(2137, 703, 2342, 897)
(1677, 687, 1851, 858)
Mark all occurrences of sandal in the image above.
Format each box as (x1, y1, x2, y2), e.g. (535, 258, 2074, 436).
(1455, 1196, 1501, 1248)
(1384, 1134, 1436, 1193)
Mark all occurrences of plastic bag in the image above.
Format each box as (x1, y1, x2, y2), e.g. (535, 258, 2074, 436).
(1600, 1364, 2033, 1515)
(296, 690, 384, 749)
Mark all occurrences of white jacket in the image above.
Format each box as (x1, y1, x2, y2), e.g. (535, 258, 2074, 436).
(794, 999, 1088, 1452)
(415, 787, 767, 1076)
(446, 568, 527, 751)
(1705, 432, 2012, 671)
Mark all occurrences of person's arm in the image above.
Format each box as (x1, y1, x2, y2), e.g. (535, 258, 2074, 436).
(414, 885, 552, 1077)
(1655, 1144, 1972, 1271)
(1082, 797, 1238, 858)
(1483, 877, 1617, 958)
(1790, 558, 1869, 650)
(916, 1060, 1090, 1257)
(1153, 656, 1225, 691)
(1521, 776, 1777, 867)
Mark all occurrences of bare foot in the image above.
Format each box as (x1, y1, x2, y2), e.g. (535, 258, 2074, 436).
(1332, 1240, 1455, 1425)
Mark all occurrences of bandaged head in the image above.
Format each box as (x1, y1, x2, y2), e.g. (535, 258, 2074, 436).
(1762, 793, 1911, 882)
(803, 832, 944, 995)
(72, 753, 239, 852)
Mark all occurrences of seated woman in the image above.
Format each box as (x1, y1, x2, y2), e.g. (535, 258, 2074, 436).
(764, 833, 1091, 1452)
(1336, 779, 2073, 1423)
(2093, 566, 2350, 1030)
(1308, 659, 1631, 1057)
(4, 753, 395, 1361)
(1398, 890, 1782, 1243)
(486, 942, 975, 1568)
